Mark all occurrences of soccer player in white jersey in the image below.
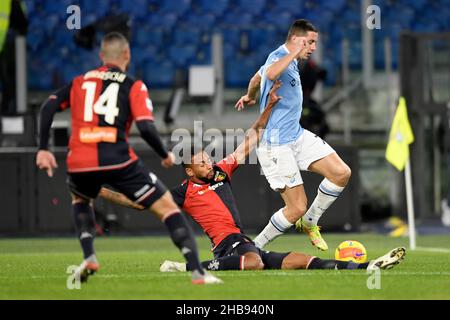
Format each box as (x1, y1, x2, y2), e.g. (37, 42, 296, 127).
(235, 19, 351, 251)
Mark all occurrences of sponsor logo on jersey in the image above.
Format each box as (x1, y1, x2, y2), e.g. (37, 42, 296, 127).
(79, 126, 117, 143)
(198, 182, 224, 195)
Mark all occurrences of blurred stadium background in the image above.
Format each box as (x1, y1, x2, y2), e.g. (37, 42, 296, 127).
(0, 0, 449, 244)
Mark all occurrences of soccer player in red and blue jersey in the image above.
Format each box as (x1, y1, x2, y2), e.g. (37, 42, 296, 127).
(36, 32, 221, 285)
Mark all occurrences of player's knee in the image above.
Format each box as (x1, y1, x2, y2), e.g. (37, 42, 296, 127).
(334, 164, 351, 186)
(287, 203, 307, 218)
(244, 254, 264, 270)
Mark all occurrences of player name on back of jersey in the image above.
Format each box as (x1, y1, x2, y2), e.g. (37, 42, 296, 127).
(84, 70, 126, 83)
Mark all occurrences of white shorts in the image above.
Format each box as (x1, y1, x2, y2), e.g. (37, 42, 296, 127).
(256, 129, 335, 191)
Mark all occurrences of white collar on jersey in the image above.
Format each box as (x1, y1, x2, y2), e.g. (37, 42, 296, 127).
(282, 44, 290, 54)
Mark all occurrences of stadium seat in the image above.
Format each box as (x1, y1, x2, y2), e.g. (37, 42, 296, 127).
(270, 0, 304, 16)
(159, 0, 191, 16)
(147, 12, 178, 30)
(184, 12, 216, 30)
(43, 0, 73, 14)
(42, 14, 60, 35)
(221, 27, 243, 47)
(143, 62, 175, 88)
(80, 0, 110, 17)
(194, 43, 212, 64)
(221, 10, 253, 28)
(236, 0, 266, 16)
(118, 0, 150, 19)
(27, 29, 45, 51)
(172, 28, 202, 46)
(319, 0, 346, 13)
(246, 27, 277, 48)
(225, 57, 258, 87)
(168, 44, 197, 68)
(134, 27, 164, 48)
(263, 10, 292, 30)
(197, 0, 229, 16)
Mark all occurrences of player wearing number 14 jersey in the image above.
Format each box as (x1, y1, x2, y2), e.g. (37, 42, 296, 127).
(36, 32, 222, 285)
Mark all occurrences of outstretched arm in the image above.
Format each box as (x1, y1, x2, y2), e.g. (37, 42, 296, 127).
(235, 71, 261, 111)
(232, 80, 282, 164)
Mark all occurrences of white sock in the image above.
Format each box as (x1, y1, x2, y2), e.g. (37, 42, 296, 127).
(302, 178, 344, 227)
(254, 208, 293, 249)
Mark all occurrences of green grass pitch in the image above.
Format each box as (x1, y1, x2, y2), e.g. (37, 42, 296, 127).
(1, 234, 450, 299)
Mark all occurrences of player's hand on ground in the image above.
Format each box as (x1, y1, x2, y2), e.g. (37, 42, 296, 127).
(268, 80, 282, 106)
(235, 95, 256, 111)
(36, 150, 58, 177)
(161, 151, 175, 168)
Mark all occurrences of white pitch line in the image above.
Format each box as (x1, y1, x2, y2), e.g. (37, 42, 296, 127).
(414, 247, 450, 253)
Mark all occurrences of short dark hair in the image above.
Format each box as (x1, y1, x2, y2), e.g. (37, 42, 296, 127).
(286, 19, 317, 41)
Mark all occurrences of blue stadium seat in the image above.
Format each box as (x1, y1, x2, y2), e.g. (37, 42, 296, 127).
(194, 43, 212, 64)
(143, 62, 175, 88)
(42, 14, 60, 35)
(168, 44, 197, 68)
(159, 0, 191, 16)
(172, 28, 201, 46)
(400, 0, 426, 10)
(236, 0, 266, 16)
(225, 57, 258, 87)
(223, 43, 236, 60)
(133, 27, 164, 48)
(246, 27, 277, 50)
(197, 0, 229, 16)
(43, 0, 73, 14)
(80, 0, 110, 17)
(27, 29, 45, 51)
(83, 13, 99, 27)
(221, 10, 253, 28)
(270, 0, 304, 16)
(117, 0, 149, 19)
(319, 0, 346, 13)
(221, 27, 243, 47)
(147, 12, 178, 30)
(263, 10, 292, 30)
(184, 12, 216, 30)
(131, 45, 158, 65)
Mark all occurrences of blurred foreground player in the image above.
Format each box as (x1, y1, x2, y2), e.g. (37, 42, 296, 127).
(36, 32, 222, 285)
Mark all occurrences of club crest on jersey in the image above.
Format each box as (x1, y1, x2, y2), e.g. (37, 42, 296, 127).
(214, 171, 227, 182)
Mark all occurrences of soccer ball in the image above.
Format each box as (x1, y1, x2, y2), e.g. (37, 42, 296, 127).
(335, 240, 367, 263)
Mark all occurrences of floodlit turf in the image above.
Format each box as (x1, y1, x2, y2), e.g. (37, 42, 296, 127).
(1, 234, 449, 300)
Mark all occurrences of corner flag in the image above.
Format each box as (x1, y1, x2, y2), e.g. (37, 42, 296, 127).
(385, 97, 415, 171)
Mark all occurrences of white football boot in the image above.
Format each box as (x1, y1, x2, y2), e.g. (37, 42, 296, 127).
(367, 247, 406, 271)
